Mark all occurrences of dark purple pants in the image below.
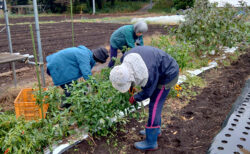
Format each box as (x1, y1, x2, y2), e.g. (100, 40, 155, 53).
(146, 86, 170, 128)
(108, 46, 118, 68)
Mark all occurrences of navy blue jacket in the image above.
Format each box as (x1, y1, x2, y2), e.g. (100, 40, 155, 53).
(121, 46, 179, 102)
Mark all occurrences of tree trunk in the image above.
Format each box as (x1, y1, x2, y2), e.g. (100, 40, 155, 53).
(111, 0, 115, 6)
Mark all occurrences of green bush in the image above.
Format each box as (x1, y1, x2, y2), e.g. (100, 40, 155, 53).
(151, 35, 193, 69)
(98, 1, 147, 13)
(172, 0, 249, 55)
(0, 68, 136, 153)
(149, 0, 174, 13)
(173, 0, 194, 10)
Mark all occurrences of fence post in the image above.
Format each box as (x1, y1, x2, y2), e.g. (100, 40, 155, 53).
(33, 0, 46, 87)
(3, 0, 17, 87)
(92, 0, 96, 15)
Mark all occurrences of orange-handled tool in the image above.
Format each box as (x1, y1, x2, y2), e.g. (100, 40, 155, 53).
(129, 87, 136, 95)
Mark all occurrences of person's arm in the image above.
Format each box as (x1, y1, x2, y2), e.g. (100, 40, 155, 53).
(139, 35, 144, 46)
(77, 53, 92, 80)
(124, 32, 135, 48)
(133, 78, 158, 102)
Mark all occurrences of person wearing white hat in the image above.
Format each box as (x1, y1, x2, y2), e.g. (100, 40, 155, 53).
(109, 46, 179, 151)
(108, 21, 148, 68)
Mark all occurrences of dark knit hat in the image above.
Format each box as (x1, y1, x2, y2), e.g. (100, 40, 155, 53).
(92, 47, 109, 63)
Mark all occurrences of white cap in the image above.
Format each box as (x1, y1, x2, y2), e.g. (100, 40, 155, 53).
(109, 64, 132, 93)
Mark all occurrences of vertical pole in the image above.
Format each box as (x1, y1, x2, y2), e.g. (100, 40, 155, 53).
(70, 0, 75, 47)
(3, 0, 17, 87)
(33, 0, 45, 87)
(92, 0, 95, 15)
(150, 0, 152, 9)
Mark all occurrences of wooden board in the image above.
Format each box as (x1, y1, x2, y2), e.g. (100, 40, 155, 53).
(0, 53, 28, 64)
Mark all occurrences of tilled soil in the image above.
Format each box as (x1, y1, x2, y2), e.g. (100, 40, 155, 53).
(64, 49, 250, 154)
(0, 13, 147, 24)
(0, 19, 168, 73)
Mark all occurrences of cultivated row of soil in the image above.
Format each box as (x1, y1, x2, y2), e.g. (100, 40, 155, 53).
(0, 21, 167, 73)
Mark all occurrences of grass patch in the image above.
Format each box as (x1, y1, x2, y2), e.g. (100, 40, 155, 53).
(149, 0, 176, 13)
(0, 13, 61, 19)
(96, 1, 148, 13)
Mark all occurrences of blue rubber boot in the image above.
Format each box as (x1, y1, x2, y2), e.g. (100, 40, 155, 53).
(134, 128, 159, 150)
(139, 128, 161, 136)
(140, 118, 161, 136)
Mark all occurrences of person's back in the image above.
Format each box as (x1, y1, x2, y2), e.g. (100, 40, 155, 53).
(110, 25, 134, 50)
(108, 21, 148, 68)
(46, 45, 95, 86)
(109, 46, 179, 151)
(122, 46, 179, 85)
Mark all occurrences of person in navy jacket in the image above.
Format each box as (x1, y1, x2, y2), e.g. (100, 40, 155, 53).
(109, 46, 179, 150)
(46, 46, 108, 107)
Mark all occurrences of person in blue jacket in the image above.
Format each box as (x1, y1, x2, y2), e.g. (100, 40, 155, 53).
(108, 21, 148, 68)
(109, 46, 179, 150)
(46, 45, 108, 107)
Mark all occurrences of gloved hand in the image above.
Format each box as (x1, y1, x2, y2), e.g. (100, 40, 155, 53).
(129, 96, 136, 105)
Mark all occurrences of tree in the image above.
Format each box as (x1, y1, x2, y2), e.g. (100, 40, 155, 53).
(10, 0, 29, 5)
(173, 0, 194, 10)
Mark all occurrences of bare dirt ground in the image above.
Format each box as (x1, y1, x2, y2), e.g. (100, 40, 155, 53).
(64, 49, 250, 154)
(0, 21, 168, 73)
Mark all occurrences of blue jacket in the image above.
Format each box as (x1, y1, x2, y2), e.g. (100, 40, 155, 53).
(121, 46, 179, 102)
(110, 25, 144, 50)
(46, 45, 96, 86)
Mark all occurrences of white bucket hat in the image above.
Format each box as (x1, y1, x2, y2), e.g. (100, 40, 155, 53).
(109, 64, 133, 93)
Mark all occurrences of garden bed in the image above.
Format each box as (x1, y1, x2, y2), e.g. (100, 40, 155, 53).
(63, 48, 250, 154)
(0, 18, 167, 74)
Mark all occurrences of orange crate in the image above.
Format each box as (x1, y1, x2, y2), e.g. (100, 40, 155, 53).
(14, 88, 49, 121)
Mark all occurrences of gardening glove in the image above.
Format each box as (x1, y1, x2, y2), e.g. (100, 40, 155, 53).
(129, 96, 136, 105)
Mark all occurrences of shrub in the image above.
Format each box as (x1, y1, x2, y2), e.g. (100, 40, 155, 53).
(173, 0, 194, 10)
(151, 35, 193, 69)
(172, 0, 249, 55)
(149, 0, 174, 13)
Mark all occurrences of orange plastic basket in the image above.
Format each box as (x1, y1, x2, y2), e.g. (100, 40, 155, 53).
(14, 88, 49, 121)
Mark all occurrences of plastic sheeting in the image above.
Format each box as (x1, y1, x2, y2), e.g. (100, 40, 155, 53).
(208, 79, 250, 154)
(209, 0, 250, 7)
(131, 15, 185, 25)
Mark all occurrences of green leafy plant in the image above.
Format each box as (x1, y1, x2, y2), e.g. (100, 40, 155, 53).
(172, 0, 249, 55)
(65, 75, 133, 136)
(0, 59, 142, 153)
(151, 35, 193, 69)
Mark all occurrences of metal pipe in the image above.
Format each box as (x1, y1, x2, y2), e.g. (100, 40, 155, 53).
(150, 0, 153, 9)
(33, 0, 46, 87)
(70, 0, 75, 46)
(92, 0, 95, 15)
(3, 0, 17, 87)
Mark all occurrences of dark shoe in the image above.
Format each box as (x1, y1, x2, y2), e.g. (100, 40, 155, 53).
(59, 103, 72, 109)
(134, 128, 159, 150)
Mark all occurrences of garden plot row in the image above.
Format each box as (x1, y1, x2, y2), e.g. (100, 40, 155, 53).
(0, 22, 167, 73)
(0, 13, 145, 24)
